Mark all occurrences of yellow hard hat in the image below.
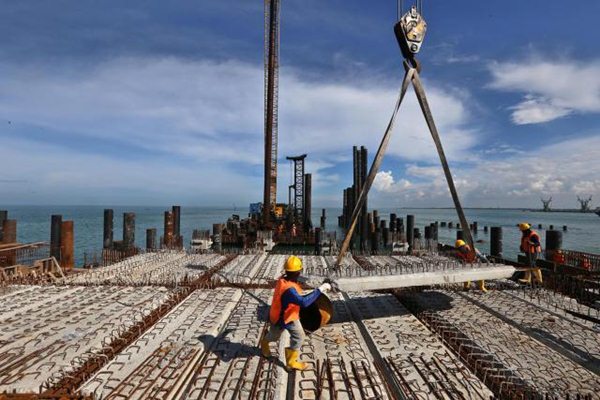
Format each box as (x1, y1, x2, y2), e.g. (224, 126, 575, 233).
(455, 239, 466, 248)
(285, 255, 303, 272)
(518, 223, 531, 231)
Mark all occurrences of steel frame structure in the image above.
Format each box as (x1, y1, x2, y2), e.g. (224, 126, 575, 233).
(286, 154, 306, 220)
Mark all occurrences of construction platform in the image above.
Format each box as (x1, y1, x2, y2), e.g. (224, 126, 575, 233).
(0, 253, 599, 399)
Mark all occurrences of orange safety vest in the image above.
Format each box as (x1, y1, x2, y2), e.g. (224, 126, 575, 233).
(521, 230, 542, 254)
(269, 278, 303, 325)
(456, 244, 476, 263)
(553, 250, 565, 264)
(581, 256, 591, 270)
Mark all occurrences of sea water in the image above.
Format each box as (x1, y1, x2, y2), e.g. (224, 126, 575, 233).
(3, 205, 599, 266)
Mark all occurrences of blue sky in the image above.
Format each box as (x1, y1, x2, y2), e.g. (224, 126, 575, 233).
(1, 1, 599, 208)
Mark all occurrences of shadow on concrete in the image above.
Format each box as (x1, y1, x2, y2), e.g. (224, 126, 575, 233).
(326, 292, 457, 324)
(395, 290, 457, 313)
(198, 329, 286, 369)
(256, 303, 270, 322)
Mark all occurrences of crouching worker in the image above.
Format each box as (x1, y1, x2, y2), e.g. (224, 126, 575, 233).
(260, 255, 331, 370)
(455, 239, 488, 292)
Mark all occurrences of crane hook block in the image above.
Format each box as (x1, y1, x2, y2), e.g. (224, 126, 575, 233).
(394, 5, 427, 61)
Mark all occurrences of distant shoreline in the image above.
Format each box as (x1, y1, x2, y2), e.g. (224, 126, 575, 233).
(2, 204, 597, 215)
(397, 207, 597, 214)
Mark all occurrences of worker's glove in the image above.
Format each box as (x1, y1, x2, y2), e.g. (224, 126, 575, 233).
(318, 283, 332, 293)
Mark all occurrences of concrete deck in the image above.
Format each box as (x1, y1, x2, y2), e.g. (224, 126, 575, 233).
(0, 253, 598, 399)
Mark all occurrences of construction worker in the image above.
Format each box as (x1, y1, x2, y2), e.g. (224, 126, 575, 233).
(260, 255, 331, 370)
(291, 223, 297, 238)
(518, 223, 543, 284)
(454, 239, 487, 292)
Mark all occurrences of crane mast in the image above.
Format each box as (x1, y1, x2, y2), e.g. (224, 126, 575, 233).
(263, 0, 280, 227)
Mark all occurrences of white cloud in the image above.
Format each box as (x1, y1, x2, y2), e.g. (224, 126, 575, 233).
(509, 96, 572, 125)
(466, 136, 600, 206)
(0, 56, 477, 204)
(446, 55, 480, 64)
(0, 58, 266, 164)
(373, 170, 411, 193)
(370, 135, 600, 208)
(280, 74, 478, 162)
(0, 137, 260, 205)
(488, 59, 600, 124)
(406, 165, 443, 179)
(3, 56, 596, 209)
(0, 58, 477, 164)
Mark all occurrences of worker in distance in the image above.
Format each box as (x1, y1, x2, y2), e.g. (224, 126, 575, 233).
(260, 255, 331, 370)
(518, 223, 543, 285)
(455, 239, 488, 292)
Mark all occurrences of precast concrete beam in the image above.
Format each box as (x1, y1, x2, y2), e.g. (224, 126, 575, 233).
(329, 265, 516, 291)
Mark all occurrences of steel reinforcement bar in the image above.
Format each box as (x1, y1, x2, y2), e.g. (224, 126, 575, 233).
(396, 292, 542, 400)
(39, 255, 238, 397)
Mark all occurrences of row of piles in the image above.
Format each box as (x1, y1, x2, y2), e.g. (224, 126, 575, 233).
(448, 223, 563, 258)
(103, 206, 183, 252)
(49, 215, 75, 269)
(103, 209, 137, 252)
(339, 146, 369, 250)
(0, 210, 16, 245)
(335, 144, 569, 257)
(334, 145, 436, 253)
(0, 210, 19, 267)
(1, 210, 73, 270)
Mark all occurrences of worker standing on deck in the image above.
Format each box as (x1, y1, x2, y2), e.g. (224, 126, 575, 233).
(455, 239, 488, 292)
(261, 255, 331, 370)
(518, 223, 543, 284)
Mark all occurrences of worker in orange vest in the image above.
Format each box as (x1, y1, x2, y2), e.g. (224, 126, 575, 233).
(455, 239, 487, 292)
(518, 223, 543, 284)
(580, 255, 591, 270)
(260, 255, 331, 370)
(553, 250, 565, 265)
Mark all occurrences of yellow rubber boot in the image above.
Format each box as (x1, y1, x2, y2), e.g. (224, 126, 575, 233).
(532, 268, 543, 284)
(285, 348, 307, 371)
(478, 280, 488, 293)
(519, 271, 531, 284)
(463, 281, 471, 291)
(260, 338, 271, 358)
